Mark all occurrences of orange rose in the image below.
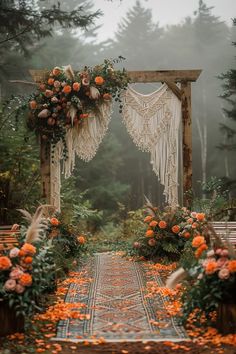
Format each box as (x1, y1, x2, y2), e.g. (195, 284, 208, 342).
(73, 82, 81, 91)
(146, 229, 154, 237)
(195, 243, 208, 258)
(159, 220, 167, 229)
(29, 100, 37, 110)
(172, 225, 180, 234)
(50, 217, 60, 226)
(24, 256, 33, 264)
(192, 236, 205, 248)
(0, 256, 12, 270)
(191, 222, 198, 229)
(19, 273, 32, 287)
(48, 78, 54, 85)
(77, 236, 85, 244)
(196, 213, 205, 221)
(62, 85, 72, 94)
(149, 220, 158, 228)
(228, 260, 236, 273)
(52, 67, 61, 76)
(103, 93, 112, 100)
(18, 250, 26, 257)
(94, 76, 104, 85)
(183, 231, 191, 239)
(21, 243, 36, 256)
(144, 215, 153, 223)
(205, 261, 218, 275)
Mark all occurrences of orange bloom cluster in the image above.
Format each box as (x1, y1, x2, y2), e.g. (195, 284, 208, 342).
(228, 260, 236, 273)
(192, 235, 206, 248)
(19, 273, 32, 287)
(21, 243, 36, 256)
(144, 215, 153, 223)
(159, 220, 167, 229)
(146, 229, 154, 237)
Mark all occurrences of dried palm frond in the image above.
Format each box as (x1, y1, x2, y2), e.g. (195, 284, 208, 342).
(64, 64, 75, 80)
(166, 267, 187, 289)
(144, 195, 156, 217)
(18, 205, 55, 244)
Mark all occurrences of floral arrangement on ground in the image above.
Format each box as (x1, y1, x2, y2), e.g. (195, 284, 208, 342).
(28, 57, 130, 157)
(132, 206, 208, 261)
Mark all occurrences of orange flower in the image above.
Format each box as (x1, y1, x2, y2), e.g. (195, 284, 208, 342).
(29, 100, 37, 110)
(24, 256, 33, 264)
(191, 222, 198, 229)
(62, 85, 72, 94)
(52, 67, 61, 76)
(159, 220, 167, 229)
(77, 236, 86, 244)
(72, 82, 81, 91)
(19, 273, 32, 286)
(144, 215, 153, 223)
(228, 260, 236, 273)
(195, 243, 208, 258)
(149, 220, 158, 228)
(50, 217, 60, 226)
(94, 76, 105, 85)
(172, 225, 180, 234)
(146, 229, 154, 237)
(196, 213, 205, 221)
(79, 113, 89, 119)
(205, 261, 218, 275)
(192, 235, 205, 248)
(103, 93, 112, 100)
(183, 231, 191, 239)
(48, 78, 54, 85)
(21, 243, 36, 256)
(0, 256, 12, 270)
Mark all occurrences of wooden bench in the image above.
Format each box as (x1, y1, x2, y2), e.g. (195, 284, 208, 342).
(211, 221, 236, 246)
(0, 225, 20, 252)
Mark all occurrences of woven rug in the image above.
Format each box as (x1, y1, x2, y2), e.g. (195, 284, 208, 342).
(56, 252, 187, 342)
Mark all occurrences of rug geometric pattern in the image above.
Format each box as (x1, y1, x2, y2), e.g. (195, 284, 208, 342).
(56, 252, 187, 342)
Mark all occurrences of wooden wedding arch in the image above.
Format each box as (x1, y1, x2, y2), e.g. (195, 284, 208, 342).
(30, 69, 201, 208)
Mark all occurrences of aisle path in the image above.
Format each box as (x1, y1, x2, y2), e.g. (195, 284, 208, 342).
(56, 252, 187, 342)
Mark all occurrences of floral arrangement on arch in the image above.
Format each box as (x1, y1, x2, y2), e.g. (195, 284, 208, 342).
(133, 206, 208, 261)
(28, 58, 130, 155)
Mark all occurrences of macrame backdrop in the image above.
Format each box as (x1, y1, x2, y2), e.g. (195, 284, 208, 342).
(122, 84, 181, 206)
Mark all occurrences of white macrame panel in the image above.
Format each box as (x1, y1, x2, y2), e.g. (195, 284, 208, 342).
(122, 84, 181, 206)
(50, 142, 63, 212)
(62, 101, 112, 178)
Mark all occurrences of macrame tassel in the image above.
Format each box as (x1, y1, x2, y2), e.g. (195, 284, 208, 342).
(122, 84, 181, 206)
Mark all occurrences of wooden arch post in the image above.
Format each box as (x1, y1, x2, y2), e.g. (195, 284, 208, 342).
(30, 69, 201, 208)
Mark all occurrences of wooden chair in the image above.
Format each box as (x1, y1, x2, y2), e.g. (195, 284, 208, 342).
(0, 225, 20, 252)
(211, 221, 236, 247)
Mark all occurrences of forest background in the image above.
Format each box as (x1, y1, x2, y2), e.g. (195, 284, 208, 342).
(0, 0, 236, 225)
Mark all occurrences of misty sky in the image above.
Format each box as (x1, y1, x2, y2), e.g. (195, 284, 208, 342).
(94, 0, 236, 41)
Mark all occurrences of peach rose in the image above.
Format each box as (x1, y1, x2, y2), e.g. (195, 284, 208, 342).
(133, 242, 141, 249)
(148, 238, 157, 247)
(29, 100, 37, 110)
(52, 67, 61, 76)
(4, 279, 16, 291)
(159, 220, 167, 229)
(77, 236, 85, 244)
(146, 229, 154, 237)
(196, 213, 205, 221)
(50, 217, 60, 226)
(9, 247, 20, 258)
(19, 273, 32, 287)
(15, 283, 25, 294)
(227, 260, 236, 273)
(48, 78, 54, 85)
(217, 257, 228, 268)
(94, 76, 105, 85)
(53, 80, 61, 88)
(192, 235, 205, 248)
(183, 231, 191, 239)
(62, 85, 72, 94)
(10, 267, 23, 280)
(0, 256, 12, 270)
(218, 268, 230, 280)
(72, 82, 81, 91)
(21, 243, 36, 256)
(45, 89, 53, 97)
(149, 220, 158, 228)
(204, 261, 218, 275)
(144, 215, 153, 223)
(172, 225, 180, 234)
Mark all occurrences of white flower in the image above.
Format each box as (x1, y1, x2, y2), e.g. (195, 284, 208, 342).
(9, 247, 20, 258)
(207, 250, 215, 258)
(38, 109, 51, 118)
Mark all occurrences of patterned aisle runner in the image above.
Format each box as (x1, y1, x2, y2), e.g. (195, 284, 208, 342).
(56, 252, 187, 342)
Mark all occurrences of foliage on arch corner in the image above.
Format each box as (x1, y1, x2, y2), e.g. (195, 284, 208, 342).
(27, 57, 130, 156)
